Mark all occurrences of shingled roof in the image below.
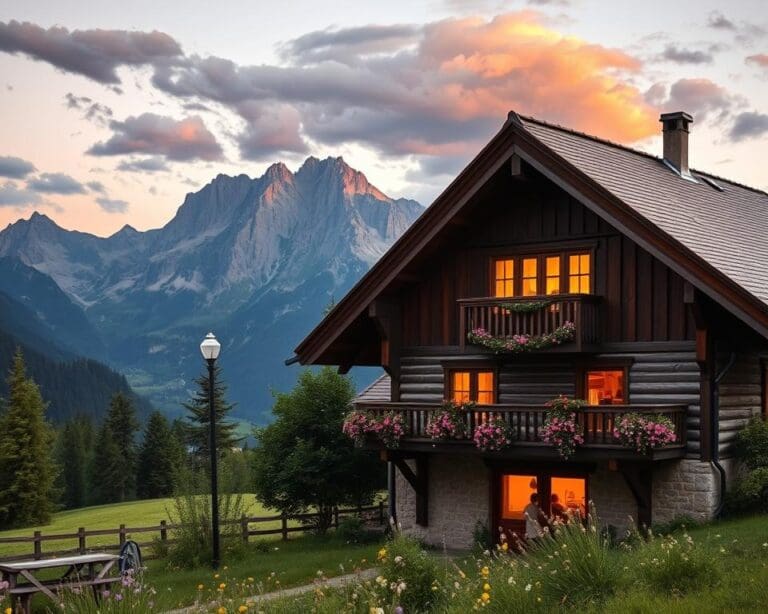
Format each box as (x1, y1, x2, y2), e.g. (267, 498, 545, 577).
(520, 116, 768, 306)
(294, 111, 768, 365)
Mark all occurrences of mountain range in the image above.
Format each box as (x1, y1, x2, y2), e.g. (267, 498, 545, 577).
(0, 156, 422, 423)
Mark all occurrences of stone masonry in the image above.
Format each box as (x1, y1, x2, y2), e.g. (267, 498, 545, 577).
(395, 454, 489, 549)
(652, 458, 733, 524)
(588, 463, 637, 534)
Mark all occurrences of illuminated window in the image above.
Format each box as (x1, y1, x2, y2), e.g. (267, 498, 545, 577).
(449, 370, 495, 404)
(586, 370, 625, 405)
(494, 259, 515, 298)
(545, 256, 561, 295)
(522, 258, 538, 296)
(501, 475, 538, 520)
(568, 253, 591, 294)
(550, 477, 586, 519)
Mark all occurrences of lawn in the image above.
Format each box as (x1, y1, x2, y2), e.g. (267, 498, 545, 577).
(0, 495, 282, 559)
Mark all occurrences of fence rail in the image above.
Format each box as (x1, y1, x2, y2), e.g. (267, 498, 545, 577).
(0, 502, 386, 563)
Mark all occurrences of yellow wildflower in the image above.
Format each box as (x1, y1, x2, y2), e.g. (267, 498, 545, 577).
(377, 548, 387, 561)
(483, 583, 491, 591)
(218, 608, 226, 614)
(480, 566, 489, 578)
(214, 573, 220, 579)
(481, 592, 490, 602)
(219, 582, 227, 590)
(5, 608, 12, 614)
(247, 577, 254, 583)
(196, 583, 204, 590)
(238, 606, 248, 613)
(501, 542, 508, 551)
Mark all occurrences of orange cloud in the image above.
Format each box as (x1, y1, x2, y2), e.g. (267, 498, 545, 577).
(418, 12, 657, 142)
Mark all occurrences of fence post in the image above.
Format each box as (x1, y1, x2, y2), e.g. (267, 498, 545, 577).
(33, 531, 42, 560)
(333, 506, 339, 529)
(379, 501, 385, 525)
(281, 512, 288, 541)
(78, 527, 86, 554)
(118, 524, 127, 547)
(240, 515, 249, 544)
(160, 520, 167, 544)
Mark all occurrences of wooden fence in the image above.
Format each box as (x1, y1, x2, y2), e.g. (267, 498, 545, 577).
(0, 502, 387, 563)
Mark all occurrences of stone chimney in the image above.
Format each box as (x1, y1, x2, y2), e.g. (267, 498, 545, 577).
(659, 111, 693, 176)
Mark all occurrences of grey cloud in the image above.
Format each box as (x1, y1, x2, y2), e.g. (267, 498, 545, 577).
(116, 156, 170, 172)
(27, 172, 86, 194)
(236, 102, 308, 160)
(0, 181, 42, 206)
(95, 196, 128, 213)
(528, 0, 570, 5)
(88, 113, 223, 161)
(86, 180, 106, 193)
(64, 92, 113, 125)
(0, 155, 36, 179)
(705, 12, 766, 45)
(662, 78, 735, 121)
(660, 45, 713, 64)
(746, 54, 768, 69)
(730, 111, 768, 141)
(707, 12, 736, 30)
(0, 20, 182, 84)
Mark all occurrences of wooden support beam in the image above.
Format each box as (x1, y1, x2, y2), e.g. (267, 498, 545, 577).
(619, 463, 653, 530)
(369, 298, 402, 401)
(510, 153, 523, 177)
(393, 455, 429, 527)
(685, 285, 713, 461)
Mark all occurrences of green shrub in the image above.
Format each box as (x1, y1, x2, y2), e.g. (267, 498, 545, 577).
(378, 535, 444, 612)
(728, 467, 768, 514)
(526, 517, 618, 606)
(472, 519, 491, 551)
(651, 515, 698, 535)
(734, 418, 768, 469)
(634, 531, 718, 595)
(254, 539, 271, 553)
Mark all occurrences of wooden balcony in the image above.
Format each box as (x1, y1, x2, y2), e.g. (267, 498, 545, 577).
(355, 401, 687, 461)
(458, 294, 602, 352)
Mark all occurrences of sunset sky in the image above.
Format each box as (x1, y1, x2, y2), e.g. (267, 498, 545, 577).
(0, 0, 766, 236)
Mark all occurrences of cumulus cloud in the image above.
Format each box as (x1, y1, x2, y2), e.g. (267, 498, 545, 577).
(88, 113, 223, 161)
(236, 102, 308, 159)
(659, 78, 736, 121)
(0, 155, 36, 179)
(27, 172, 86, 194)
(705, 11, 766, 45)
(116, 156, 170, 172)
(0, 181, 42, 206)
(0, 20, 182, 84)
(730, 112, 768, 142)
(95, 196, 128, 213)
(660, 45, 713, 64)
(86, 180, 106, 193)
(707, 11, 736, 30)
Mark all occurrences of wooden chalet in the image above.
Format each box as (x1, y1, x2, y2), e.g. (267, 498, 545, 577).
(291, 110, 768, 547)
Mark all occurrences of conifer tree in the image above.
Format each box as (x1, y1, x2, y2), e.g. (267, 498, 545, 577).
(89, 392, 139, 503)
(0, 349, 57, 528)
(137, 411, 181, 499)
(182, 364, 240, 465)
(56, 415, 94, 509)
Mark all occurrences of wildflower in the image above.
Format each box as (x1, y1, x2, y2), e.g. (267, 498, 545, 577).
(501, 542, 508, 551)
(239, 606, 248, 613)
(394, 555, 403, 564)
(114, 593, 123, 601)
(483, 583, 491, 591)
(197, 584, 204, 590)
(480, 566, 489, 578)
(525, 583, 532, 592)
(5, 609, 11, 614)
(219, 582, 227, 590)
(218, 608, 226, 614)
(481, 592, 490, 603)
(369, 608, 384, 614)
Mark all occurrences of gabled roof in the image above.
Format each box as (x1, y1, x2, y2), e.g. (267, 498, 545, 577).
(294, 112, 768, 365)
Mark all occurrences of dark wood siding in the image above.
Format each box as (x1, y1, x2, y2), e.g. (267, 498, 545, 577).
(400, 186, 694, 347)
(717, 353, 762, 458)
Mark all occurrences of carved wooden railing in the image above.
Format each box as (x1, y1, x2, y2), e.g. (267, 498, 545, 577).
(354, 402, 687, 450)
(458, 294, 602, 351)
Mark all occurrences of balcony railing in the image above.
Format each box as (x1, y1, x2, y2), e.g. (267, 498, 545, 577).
(354, 401, 687, 457)
(458, 294, 602, 352)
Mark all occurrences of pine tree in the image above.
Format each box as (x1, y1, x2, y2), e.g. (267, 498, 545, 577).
(56, 415, 94, 509)
(89, 393, 139, 503)
(137, 412, 180, 499)
(0, 350, 57, 528)
(182, 364, 240, 465)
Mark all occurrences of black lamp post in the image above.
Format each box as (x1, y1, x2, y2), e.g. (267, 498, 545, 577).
(200, 331, 222, 569)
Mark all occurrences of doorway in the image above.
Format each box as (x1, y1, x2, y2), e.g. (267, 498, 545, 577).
(494, 470, 587, 542)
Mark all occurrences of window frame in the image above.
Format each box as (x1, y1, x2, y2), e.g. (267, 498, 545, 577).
(489, 245, 595, 298)
(576, 360, 633, 405)
(442, 364, 499, 404)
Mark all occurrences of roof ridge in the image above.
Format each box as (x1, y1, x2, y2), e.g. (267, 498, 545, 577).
(517, 113, 768, 197)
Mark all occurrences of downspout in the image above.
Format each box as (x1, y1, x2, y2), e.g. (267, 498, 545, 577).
(711, 350, 736, 518)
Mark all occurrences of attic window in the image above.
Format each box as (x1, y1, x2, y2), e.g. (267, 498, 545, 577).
(698, 175, 725, 192)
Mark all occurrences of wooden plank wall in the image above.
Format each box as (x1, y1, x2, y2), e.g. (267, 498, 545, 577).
(717, 353, 761, 458)
(400, 187, 694, 347)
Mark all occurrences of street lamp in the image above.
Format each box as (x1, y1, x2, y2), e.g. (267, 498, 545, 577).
(200, 331, 221, 569)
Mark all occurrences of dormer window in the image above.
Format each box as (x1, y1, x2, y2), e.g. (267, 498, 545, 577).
(492, 251, 592, 297)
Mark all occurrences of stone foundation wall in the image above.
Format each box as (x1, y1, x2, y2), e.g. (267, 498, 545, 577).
(395, 454, 489, 549)
(589, 463, 637, 535)
(652, 458, 734, 524)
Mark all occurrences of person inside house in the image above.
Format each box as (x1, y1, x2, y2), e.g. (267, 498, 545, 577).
(550, 493, 568, 522)
(523, 493, 548, 542)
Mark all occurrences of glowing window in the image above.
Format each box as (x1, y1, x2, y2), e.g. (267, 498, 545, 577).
(545, 256, 561, 295)
(494, 259, 515, 298)
(586, 370, 625, 405)
(568, 253, 591, 294)
(522, 258, 538, 296)
(451, 371, 471, 403)
(449, 370, 495, 404)
(501, 475, 538, 520)
(550, 477, 586, 519)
